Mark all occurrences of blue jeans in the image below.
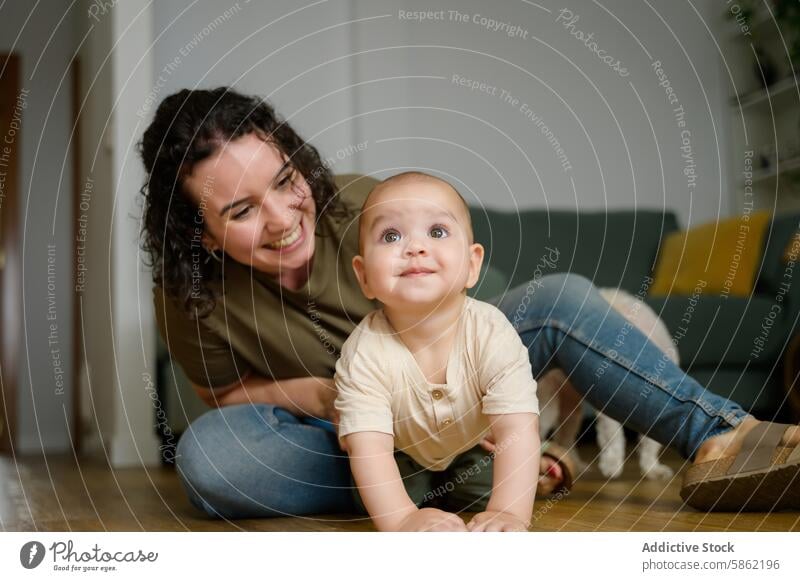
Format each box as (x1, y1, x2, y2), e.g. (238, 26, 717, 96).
(175, 273, 749, 518)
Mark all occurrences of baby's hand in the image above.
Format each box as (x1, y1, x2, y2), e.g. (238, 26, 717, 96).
(467, 510, 529, 532)
(397, 508, 468, 532)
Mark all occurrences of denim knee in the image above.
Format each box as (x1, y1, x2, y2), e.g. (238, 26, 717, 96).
(174, 404, 355, 519)
(174, 407, 232, 517)
(537, 272, 594, 303)
(501, 272, 596, 329)
(176, 404, 275, 517)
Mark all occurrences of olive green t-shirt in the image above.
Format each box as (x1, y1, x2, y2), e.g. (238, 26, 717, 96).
(153, 174, 379, 390)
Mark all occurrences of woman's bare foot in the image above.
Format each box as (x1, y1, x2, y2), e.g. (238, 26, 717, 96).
(693, 416, 800, 465)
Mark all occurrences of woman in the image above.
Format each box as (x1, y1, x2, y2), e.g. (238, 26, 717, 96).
(140, 87, 800, 520)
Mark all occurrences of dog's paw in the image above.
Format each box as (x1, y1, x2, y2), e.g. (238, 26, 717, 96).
(640, 462, 674, 480)
(595, 414, 625, 478)
(597, 452, 624, 479)
(637, 436, 674, 480)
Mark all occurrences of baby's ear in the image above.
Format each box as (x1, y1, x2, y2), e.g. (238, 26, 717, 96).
(465, 243, 485, 289)
(352, 255, 376, 299)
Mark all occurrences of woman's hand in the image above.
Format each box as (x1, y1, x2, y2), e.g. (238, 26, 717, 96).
(264, 376, 339, 421)
(479, 430, 496, 453)
(194, 373, 339, 421)
(291, 376, 338, 420)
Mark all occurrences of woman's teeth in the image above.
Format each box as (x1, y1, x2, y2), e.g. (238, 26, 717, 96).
(265, 224, 301, 249)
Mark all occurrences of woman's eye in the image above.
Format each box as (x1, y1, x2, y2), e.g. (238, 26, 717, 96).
(429, 226, 448, 239)
(277, 168, 296, 188)
(233, 206, 252, 220)
(382, 230, 400, 243)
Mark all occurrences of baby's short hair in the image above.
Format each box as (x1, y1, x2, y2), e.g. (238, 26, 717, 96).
(358, 171, 474, 252)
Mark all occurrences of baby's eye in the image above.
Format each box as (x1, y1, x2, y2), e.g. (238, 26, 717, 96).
(429, 225, 449, 239)
(382, 229, 401, 243)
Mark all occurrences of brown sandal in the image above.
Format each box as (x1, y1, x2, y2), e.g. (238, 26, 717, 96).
(680, 422, 800, 511)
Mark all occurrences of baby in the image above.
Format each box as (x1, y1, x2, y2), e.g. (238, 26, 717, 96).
(334, 171, 541, 532)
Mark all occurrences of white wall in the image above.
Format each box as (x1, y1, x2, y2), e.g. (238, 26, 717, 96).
(109, 0, 161, 466)
(0, 1, 77, 453)
(151, 0, 358, 173)
(75, 0, 116, 458)
(348, 0, 731, 227)
(73, 0, 160, 466)
(150, 0, 731, 227)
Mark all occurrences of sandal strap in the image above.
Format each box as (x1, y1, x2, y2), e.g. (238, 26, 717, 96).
(539, 442, 576, 493)
(727, 422, 791, 475)
(788, 441, 800, 464)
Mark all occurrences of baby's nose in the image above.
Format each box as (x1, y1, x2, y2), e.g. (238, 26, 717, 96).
(404, 238, 428, 256)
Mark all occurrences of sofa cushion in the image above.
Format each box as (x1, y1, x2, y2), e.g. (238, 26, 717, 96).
(756, 213, 800, 294)
(649, 211, 771, 297)
(645, 295, 787, 367)
(755, 213, 800, 334)
(469, 264, 509, 301)
(470, 208, 678, 295)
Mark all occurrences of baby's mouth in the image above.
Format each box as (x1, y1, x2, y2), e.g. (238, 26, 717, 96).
(264, 223, 302, 250)
(400, 267, 435, 277)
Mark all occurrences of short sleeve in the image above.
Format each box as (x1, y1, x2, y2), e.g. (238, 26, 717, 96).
(153, 287, 251, 389)
(478, 305, 539, 416)
(334, 326, 394, 437)
(333, 174, 379, 215)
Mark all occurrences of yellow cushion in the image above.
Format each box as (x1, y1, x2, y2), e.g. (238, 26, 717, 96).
(784, 231, 800, 264)
(650, 211, 771, 297)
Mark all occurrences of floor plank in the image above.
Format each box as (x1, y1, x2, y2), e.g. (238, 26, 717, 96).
(1, 447, 798, 531)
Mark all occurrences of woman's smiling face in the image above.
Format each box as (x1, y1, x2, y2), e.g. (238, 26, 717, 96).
(183, 133, 316, 278)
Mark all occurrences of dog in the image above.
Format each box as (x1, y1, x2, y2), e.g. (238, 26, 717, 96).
(536, 287, 676, 481)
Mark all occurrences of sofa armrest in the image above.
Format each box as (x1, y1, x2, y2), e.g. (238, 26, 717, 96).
(783, 334, 800, 422)
(468, 264, 509, 302)
(756, 214, 800, 335)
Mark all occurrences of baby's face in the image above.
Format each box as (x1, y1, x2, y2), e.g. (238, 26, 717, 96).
(353, 180, 484, 310)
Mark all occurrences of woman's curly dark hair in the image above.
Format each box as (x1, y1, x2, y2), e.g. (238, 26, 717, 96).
(139, 87, 338, 319)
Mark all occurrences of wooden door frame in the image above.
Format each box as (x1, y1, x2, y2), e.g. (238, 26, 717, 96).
(0, 53, 21, 455)
(71, 57, 81, 454)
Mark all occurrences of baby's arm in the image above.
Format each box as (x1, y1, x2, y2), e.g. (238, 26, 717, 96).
(345, 432, 467, 532)
(468, 412, 540, 532)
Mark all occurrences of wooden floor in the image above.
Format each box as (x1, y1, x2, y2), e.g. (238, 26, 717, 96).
(1, 446, 798, 531)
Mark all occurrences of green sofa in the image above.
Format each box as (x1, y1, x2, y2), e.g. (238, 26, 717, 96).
(467, 207, 800, 421)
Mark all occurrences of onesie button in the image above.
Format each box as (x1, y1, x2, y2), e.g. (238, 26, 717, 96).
(441, 418, 453, 427)
(431, 389, 444, 400)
